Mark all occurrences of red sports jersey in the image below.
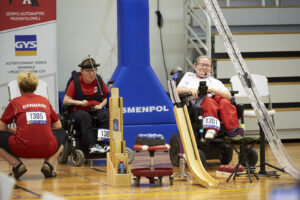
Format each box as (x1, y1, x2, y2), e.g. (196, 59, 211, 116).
(65, 74, 108, 111)
(1, 93, 59, 158)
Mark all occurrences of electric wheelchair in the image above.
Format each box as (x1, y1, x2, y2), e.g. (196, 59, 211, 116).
(58, 104, 134, 167)
(169, 70, 258, 168)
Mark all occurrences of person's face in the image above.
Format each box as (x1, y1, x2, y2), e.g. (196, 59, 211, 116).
(81, 68, 97, 84)
(194, 57, 212, 78)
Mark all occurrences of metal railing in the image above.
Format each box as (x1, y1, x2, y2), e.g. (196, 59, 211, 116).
(224, 0, 279, 7)
(183, 0, 211, 72)
(222, 0, 300, 7)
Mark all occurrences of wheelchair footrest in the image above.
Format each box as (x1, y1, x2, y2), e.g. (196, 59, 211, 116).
(225, 135, 260, 144)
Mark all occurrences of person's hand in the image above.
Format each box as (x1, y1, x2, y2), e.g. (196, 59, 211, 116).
(207, 87, 216, 94)
(80, 100, 88, 107)
(95, 104, 103, 110)
(190, 88, 198, 98)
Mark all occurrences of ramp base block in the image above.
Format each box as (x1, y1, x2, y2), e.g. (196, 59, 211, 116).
(107, 153, 131, 187)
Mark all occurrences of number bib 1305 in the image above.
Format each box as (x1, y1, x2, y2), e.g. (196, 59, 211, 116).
(203, 116, 220, 130)
(97, 129, 110, 141)
(26, 111, 47, 124)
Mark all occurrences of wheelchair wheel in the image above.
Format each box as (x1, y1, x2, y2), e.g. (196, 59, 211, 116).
(198, 149, 206, 167)
(125, 147, 135, 164)
(169, 134, 180, 166)
(57, 141, 70, 164)
(242, 147, 258, 167)
(70, 149, 85, 167)
(220, 144, 233, 164)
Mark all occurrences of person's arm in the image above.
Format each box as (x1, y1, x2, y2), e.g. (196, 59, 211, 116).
(0, 120, 8, 131)
(208, 87, 232, 99)
(63, 94, 88, 107)
(51, 120, 62, 130)
(177, 87, 198, 98)
(94, 98, 107, 110)
(63, 80, 88, 106)
(0, 120, 16, 133)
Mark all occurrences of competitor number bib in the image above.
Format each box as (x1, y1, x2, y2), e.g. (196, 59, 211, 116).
(26, 111, 47, 124)
(203, 116, 220, 130)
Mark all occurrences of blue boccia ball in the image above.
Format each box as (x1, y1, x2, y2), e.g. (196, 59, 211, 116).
(141, 134, 147, 140)
(147, 134, 154, 140)
(137, 133, 144, 139)
(152, 134, 158, 140)
(157, 134, 164, 140)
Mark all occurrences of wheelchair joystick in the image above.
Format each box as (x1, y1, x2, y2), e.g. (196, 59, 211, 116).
(198, 81, 208, 98)
(90, 105, 98, 127)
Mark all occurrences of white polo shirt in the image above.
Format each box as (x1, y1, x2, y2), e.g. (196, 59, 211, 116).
(177, 72, 228, 94)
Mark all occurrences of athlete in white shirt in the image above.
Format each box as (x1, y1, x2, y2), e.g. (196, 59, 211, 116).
(177, 56, 244, 139)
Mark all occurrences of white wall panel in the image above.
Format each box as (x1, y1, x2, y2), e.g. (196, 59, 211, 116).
(215, 33, 300, 53)
(216, 58, 300, 79)
(57, 0, 184, 91)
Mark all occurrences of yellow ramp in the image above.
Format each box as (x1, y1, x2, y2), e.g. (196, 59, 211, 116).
(173, 105, 219, 188)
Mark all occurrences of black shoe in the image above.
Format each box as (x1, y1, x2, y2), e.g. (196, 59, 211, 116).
(41, 161, 57, 178)
(10, 162, 27, 179)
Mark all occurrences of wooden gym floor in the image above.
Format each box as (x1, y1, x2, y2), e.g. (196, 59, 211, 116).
(1, 142, 299, 200)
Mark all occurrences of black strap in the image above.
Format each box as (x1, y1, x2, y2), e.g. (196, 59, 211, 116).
(71, 71, 104, 102)
(43, 161, 54, 171)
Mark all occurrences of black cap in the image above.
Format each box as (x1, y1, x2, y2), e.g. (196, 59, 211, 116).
(78, 58, 100, 69)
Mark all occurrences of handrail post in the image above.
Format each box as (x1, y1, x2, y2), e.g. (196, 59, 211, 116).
(184, 0, 212, 71)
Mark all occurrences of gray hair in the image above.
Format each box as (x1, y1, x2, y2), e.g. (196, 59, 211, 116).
(194, 55, 212, 64)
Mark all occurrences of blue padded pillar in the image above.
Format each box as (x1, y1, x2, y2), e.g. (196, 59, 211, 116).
(110, 0, 177, 147)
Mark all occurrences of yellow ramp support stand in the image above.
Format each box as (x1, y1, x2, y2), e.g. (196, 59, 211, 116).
(107, 88, 131, 187)
(173, 105, 219, 188)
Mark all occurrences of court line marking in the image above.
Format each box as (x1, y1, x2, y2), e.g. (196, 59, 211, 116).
(57, 168, 109, 186)
(90, 167, 106, 172)
(14, 184, 42, 198)
(57, 168, 130, 193)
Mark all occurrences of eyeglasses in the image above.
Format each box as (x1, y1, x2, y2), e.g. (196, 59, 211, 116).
(83, 68, 98, 73)
(196, 63, 211, 68)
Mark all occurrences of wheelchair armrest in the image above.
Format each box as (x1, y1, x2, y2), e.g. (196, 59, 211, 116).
(230, 90, 239, 96)
(179, 93, 192, 99)
(62, 103, 75, 117)
(62, 103, 75, 111)
(179, 93, 192, 105)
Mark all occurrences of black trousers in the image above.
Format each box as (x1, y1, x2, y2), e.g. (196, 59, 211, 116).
(69, 109, 109, 150)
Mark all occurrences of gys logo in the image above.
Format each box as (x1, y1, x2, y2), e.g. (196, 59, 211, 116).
(15, 35, 37, 56)
(9, 0, 39, 7)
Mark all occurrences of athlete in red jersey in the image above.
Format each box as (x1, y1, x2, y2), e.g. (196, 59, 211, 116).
(65, 73, 108, 112)
(0, 72, 66, 179)
(63, 57, 109, 154)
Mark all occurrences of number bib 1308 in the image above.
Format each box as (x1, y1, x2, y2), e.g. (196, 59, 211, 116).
(26, 111, 47, 124)
(203, 116, 220, 130)
(97, 129, 110, 141)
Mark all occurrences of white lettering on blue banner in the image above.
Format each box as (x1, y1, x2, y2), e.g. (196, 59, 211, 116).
(123, 105, 169, 114)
